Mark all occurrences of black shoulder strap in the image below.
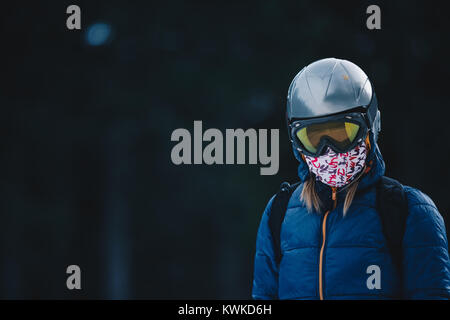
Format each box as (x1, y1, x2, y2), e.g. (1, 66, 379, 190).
(376, 176, 409, 282)
(269, 181, 300, 265)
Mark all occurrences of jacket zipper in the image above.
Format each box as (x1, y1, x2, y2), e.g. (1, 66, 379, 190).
(319, 187, 337, 300)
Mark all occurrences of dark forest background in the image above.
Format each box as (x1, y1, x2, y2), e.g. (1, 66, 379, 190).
(1, 0, 449, 298)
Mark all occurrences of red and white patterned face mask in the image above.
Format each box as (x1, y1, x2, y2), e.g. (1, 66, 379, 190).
(304, 140, 367, 188)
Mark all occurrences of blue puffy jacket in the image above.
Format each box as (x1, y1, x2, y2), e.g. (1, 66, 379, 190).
(252, 133, 450, 299)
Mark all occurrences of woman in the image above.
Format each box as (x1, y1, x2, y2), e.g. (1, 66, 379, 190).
(252, 58, 450, 300)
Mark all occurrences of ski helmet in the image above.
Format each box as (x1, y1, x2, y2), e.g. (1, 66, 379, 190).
(286, 58, 381, 156)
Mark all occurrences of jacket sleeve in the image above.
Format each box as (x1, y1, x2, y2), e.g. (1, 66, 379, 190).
(252, 196, 279, 300)
(402, 187, 450, 299)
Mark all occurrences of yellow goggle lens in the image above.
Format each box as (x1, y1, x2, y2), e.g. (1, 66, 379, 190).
(297, 127, 317, 153)
(345, 122, 359, 143)
(296, 121, 360, 154)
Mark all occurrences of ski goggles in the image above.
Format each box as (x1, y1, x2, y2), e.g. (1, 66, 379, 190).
(289, 112, 370, 157)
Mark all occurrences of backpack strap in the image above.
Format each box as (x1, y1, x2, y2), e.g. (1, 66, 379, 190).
(376, 176, 409, 295)
(269, 181, 300, 266)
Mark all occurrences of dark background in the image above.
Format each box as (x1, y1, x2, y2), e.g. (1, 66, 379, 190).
(1, 0, 449, 299)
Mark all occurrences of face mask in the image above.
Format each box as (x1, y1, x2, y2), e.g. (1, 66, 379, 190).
(303, 140, 367, 188)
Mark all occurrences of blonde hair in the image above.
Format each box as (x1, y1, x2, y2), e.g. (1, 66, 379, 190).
(300, 175, 361, 216)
